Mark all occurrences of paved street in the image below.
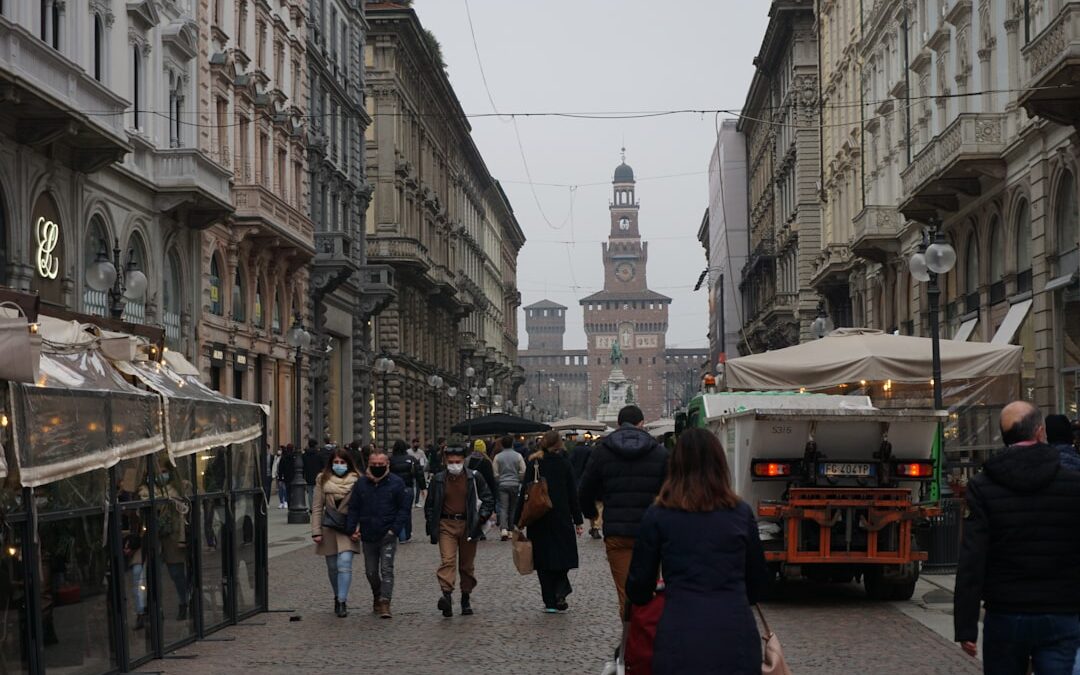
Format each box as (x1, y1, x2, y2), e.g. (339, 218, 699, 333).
(138, 508, 980, 674)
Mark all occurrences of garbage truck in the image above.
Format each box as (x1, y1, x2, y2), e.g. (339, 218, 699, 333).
(682, 392, 946, 600)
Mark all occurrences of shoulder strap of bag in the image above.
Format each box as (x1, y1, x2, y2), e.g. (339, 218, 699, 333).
(532, 461, 541, 482)
(754, 604, 773, 638)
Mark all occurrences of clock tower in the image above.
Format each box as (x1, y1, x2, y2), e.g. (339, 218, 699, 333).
(580, 150, 671, 420)
(602, 148, 648, 293)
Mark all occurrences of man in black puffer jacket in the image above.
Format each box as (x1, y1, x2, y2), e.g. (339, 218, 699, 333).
(954, 401, 1080, 673)
(579, 405, 667, 619)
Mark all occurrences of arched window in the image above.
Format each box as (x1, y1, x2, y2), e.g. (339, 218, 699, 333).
(122, 234, 148, 324)
(209, 254, 223, 315)
(83, 218, 109, 317)
(1016, 199, 1032, 293)
(132, 46, 142, 130)
(965, 234, 980, 313)
(232, 266, 246, 322)
(989, 217, 1005, 304)
(1056, 171, 1079, 274)
(254, 278, 264, 327)
(272, 288, 282, 333)
(163, 249, 183, 350)
(93, 14, 104, 81)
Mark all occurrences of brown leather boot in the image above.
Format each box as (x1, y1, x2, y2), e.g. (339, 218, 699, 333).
(379, 599, 392, 619)
(372, 598, 380, 614)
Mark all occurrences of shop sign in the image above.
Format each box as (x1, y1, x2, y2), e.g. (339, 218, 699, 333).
(35, 216, 60, 279)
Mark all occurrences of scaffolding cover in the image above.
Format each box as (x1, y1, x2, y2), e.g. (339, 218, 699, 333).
(116, 358, 263, 463)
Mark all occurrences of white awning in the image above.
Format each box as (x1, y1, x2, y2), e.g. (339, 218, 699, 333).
(1045, 272, 1077, 293)
(991, 299, 1034, 345)
(953, 318, 978, 342)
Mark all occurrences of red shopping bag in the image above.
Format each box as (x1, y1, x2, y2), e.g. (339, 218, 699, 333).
(623, 582, 665, 675)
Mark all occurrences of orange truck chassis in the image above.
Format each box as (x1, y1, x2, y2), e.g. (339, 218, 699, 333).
(757, 488, 939, 564)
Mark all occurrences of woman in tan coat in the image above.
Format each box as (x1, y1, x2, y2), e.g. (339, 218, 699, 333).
(311, 448, 361, 617)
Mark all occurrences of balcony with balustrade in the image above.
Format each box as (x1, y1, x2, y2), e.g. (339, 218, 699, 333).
(151, 148, 233, 229)
(0, 15, 130, 172)
(366, 235, 431, 274)
(899, 113, 1007, 222)
(1020, 2, 1080, 128)
(851, 206, 906, 263)
(232, 183, 315, 254)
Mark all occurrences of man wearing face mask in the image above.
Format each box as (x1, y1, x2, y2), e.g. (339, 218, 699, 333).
(424, 445, 495, 617)
(345, 450, 410, 619)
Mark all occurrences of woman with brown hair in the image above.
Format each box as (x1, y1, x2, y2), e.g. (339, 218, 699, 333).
(517, 430, 584, 612)
(626, 427, 769, 674)
(310, 447, 362, 617)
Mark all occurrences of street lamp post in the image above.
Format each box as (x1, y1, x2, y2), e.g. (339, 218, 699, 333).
(285, 315, 312, 524)
(464, 366, 476, 442)
(374, 353, 396, 449)
(85, 237, 148, 319)
(909, 217, 956, 501)
(549, 378, 560, 418)
(427, 374, 444, 448)
(811, 300, 830, 340)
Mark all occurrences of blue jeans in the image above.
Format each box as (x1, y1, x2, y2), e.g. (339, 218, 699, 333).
(398, 488, 414, 541)
(277, 480, 288, 505)
(325, 551, 354, 603)
(131, 563, 146, 615)
(983, 612, 1080, 675)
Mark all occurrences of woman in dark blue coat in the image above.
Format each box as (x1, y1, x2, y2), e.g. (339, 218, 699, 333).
(626, 428, 769, 674)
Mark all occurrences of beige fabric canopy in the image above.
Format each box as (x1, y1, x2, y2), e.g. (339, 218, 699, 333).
(725, 328, 1022, 390)
(549, 416, 608, 432)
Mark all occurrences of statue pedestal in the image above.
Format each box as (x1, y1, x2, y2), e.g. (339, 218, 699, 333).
(596, 365, 632, 426)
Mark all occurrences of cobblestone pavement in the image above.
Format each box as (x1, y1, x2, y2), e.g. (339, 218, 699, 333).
(140, 510, 980, 674)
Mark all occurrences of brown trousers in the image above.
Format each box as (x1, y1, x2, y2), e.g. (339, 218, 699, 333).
(437, 519, 478, 593)
(605, 535, 635, 619)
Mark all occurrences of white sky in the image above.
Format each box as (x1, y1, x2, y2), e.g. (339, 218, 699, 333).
(411, 0, 770, 349)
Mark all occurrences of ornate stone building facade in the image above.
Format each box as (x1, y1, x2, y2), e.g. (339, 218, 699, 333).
(365, 3, 524, 445)
(0, 0, 226, 346)
(307, 0, 393, 446)
(737, 1, 822, 353)
(198, 0, 314, 448)
(733, 0, 1080, 417)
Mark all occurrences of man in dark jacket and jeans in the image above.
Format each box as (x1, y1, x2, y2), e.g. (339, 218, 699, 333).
(954, 401, 1080, 673)
(579, 405, 668, 619)
(424, 446, 495, 617)
(346, 450, 410, 619)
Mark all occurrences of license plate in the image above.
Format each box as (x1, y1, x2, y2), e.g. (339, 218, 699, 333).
(822, 463, 872, 477)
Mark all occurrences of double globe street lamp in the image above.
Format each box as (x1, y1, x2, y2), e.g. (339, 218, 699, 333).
(374, 354, 396, 449)
(85, 238, 148, 319)
(285, 316, 312, 524)
(908, 218, 956, 501)
(427, 373, 444, 450)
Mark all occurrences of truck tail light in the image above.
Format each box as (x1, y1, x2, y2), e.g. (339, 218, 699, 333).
(753, 462, 792, 478)
(897, 462, 933, 478)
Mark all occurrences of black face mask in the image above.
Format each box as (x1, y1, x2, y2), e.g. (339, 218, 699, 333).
(370, 466, 388, 479)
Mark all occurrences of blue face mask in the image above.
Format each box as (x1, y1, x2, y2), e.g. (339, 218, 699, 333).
(331, 463, 348, 477)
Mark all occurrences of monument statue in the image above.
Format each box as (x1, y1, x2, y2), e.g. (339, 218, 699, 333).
(600, 383, 609, 404)
(625, 382, 635, 404)
(610, 341, 622, 365)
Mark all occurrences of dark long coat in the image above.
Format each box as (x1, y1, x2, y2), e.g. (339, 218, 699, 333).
(626, 502, 769, 675)
(518, 451, 583, 571)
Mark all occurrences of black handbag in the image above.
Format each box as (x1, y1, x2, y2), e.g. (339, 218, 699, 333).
(321, 498, 348, 533)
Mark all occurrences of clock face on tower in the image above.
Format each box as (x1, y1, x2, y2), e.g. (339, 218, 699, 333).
(618, 217, 630, 231)
(615, 262, 635, 283)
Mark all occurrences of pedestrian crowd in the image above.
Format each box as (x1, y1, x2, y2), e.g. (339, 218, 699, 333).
(263, 392, 1080, 674)
(267, 403, 771, 675)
